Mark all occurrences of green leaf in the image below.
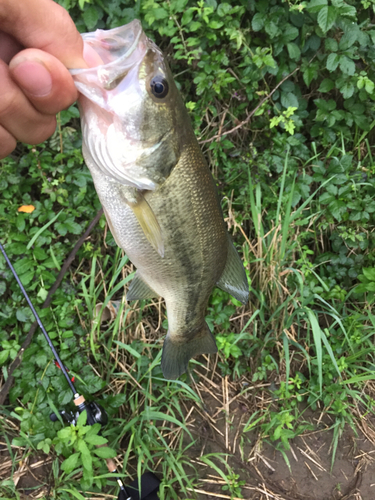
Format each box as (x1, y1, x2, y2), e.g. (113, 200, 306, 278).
(0, 281, 6, 296)
(339, 55, 355, 76)
(303, 65, 318, 87)
(60, 389, 73, 405)
(251, 13, 264, 31)
(35, 352, 47, 368)
(287, 43, 301, 61)
(61, 452, 80, 474)
(340, 82, 355, 99)
(329, 199, 346, 221)
(263, 54, 276, 68)
(33, 247, 48, 260)
(82, 6, 99, 30)
(282, 25, 299, 42)
(319, 192, 334, 203)
(337, 3, 356, 17)
(264, 20, 280, 38)
(93, 446, 117, 459)
(16, 216, 26, 232)
(326, 184, 338, 195)
(363, 268, 375, 282)
(181, 8, 194, 25)
(153, 7, 168, 20)
(77, 410, 87, 427)
(77, 439, 92, 471)
(8, 242, 27, 255)
(0, 350, 9, 365)
(208, 20, 224, 29)
(365, 79, 375, 94)
(85, 435, 108, 446)
(189, 21, 201, 31)
(217, 3, 232, 16)
(353, 114, 370, 131)
(307, 0, 327, 13)
(64, 218, 82, 235)
(37, 287, 48, 301)
(325, 38, 338, 51)
(55, 222, 68, 237)
(281, 92, 299, 109)
(317, 6, 337, 33)
(86, 423, 101, 437)
(16, 307, 32, 323)
(308, 34, 321, 51)
(339, 30, 358, 50)
(318, 78, 334, 92)
(326, 53, 340, 71)
(14, 258, 33, 275)
(58, 427, 74, 441)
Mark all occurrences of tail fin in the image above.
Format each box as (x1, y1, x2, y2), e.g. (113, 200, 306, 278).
(161, 322, 217, 380)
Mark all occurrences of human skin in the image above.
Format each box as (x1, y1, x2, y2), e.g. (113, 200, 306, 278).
(0, 0, 88, 159)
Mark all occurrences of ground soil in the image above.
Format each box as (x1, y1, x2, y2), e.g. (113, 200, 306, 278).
(183, 368, 375, 500)
(1, 368, 375, 499)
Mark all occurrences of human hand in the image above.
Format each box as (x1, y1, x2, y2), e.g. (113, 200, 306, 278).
(0, 0, 87, 159)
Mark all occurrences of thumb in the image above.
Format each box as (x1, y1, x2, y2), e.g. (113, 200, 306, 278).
(0, 0, 87, 69)
(9, 48, 79, 114)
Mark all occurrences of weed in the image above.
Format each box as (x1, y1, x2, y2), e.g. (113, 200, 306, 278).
(2, 0, 375, 497)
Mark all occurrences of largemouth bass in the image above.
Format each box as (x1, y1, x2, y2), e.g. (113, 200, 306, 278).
(71, 20, 248, 379)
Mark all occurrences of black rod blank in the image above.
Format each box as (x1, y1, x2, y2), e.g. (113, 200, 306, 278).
(0, 241, 77, 396)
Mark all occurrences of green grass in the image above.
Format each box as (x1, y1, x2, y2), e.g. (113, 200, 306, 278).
(2, 135, 375, 499)
(2, 0, 375, 493)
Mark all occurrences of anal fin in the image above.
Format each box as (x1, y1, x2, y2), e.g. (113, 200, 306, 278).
(127, 271, 158, 301)
(217, 236, 249, 304)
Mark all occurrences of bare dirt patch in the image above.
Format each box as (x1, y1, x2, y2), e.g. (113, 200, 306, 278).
(183, 366, 375, 500)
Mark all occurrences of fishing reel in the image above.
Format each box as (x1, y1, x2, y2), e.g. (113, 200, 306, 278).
(49, 396, 160, 500)
(50, 399, 108, 427)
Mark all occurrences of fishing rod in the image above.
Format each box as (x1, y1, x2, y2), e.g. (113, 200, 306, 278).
(0, 241, 160, 500)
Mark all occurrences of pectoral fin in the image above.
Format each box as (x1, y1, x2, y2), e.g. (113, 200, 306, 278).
(217, 237, 249, 304)
(127, 271, 158, 301)
(125, 190, 164, 258)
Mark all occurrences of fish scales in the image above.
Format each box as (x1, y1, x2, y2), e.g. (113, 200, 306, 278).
(71, 20, 249, 379)
(86, 139, 228, 331)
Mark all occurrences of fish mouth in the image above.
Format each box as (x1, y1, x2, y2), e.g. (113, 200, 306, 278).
(69, 20, 147, 90)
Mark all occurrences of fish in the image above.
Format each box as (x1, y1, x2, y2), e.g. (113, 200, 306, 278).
(70, 20, 249, 379)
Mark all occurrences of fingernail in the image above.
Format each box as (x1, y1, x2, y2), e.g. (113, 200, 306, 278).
(11, 59, 52, 97)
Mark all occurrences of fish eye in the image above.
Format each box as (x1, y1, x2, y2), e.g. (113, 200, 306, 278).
(150, 76, 169, 98)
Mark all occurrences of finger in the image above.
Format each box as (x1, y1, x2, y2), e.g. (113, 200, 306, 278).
(0, 59, 57, 144)
(0, 31, 23, 64)
(0, 124, 17, 159)
(10, 48, 78, 114)
(0, 0, 87, 69)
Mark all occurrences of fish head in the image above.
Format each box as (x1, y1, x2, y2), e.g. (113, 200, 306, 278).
(71, 20, 188, 191)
